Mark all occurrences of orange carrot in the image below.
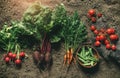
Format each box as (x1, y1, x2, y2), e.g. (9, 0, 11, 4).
(63, 54, 67, 65)
(67, 50, 70, 59)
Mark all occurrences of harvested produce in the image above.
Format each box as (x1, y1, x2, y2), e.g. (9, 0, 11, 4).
(76, 46, 99, 68)
(23, 3, 67, 70)
(87, 9, 102, 23)
(61, 11, 88, 66)
(91, 27, 119, 51)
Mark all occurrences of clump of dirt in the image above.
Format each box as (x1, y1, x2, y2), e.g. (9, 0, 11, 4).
(0, 0, 120, 78)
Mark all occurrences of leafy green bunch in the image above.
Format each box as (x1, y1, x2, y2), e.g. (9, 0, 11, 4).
(61, 11, 88, 52)
(0, 21, 33, 52)
(23, 3, 67, 43)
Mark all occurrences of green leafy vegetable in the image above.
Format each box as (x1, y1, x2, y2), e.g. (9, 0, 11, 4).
(61, 11, 87, 53)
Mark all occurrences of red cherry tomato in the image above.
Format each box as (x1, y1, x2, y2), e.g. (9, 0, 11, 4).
(94, 41, 101, 47)
(106, 44, 111, 49)
(15, 59, 21, 65)
(94, 30, 99, 35)
(99, 35, 106, 41)
(100, 28, 106, 33)
(5, 57, 10, 63)
(104, 40, 110, 45)
(97, 13, 102, 18)
(106, 28, 115, 35)
(91, 17, 96, 23)
(88, 9, 95, 16)
(111, 45, 116, 51)
(90, 25, 96, 31)
(95, 36, 100, 41)
(110, 34, 118, 41)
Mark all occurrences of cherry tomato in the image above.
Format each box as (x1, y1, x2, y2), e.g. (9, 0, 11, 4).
(100, 28, 106, 33)
(15, 59, 21, 65)
(99, 35, 106, 41)
(97, 13, 102, 18)
(5, 57, 10, 63)
(110, 34, 118, 41)
(95, 36, 100, 41)
(90, 25, 96, 31)
(111, 45, 116, 51)
(104, 40, 110, 45)
(87, 13, 92, 19)
(106, 28, 115, 35)
(94, 30, 99, 35)
(88, 9, 95, 16)
(106, 44, 111, 49)
(8, 52, 13, 58)
(91, 17, 96, 23)
(20, 52, 25, 58)
(94, 41, 101, 47)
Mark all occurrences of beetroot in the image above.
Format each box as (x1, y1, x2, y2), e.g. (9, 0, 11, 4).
(33, 51, 40, 64)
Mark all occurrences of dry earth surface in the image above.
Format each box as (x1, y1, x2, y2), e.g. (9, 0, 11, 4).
(0, 0, 120, 78)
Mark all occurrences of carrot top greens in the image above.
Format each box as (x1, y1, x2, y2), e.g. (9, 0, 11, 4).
(61, 11, 88, 53)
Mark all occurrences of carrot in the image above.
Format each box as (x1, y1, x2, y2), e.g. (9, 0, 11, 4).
(69, 53, 73, 64)
(63, 54, 67, 65)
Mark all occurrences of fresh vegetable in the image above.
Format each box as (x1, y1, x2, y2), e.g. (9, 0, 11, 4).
(91, 17, 96, 23)
(94, 41, 101, 47)
(106, 28, 115, 35)
(88, 9, 95, 16)
(90, 25, 96, 31)
(15, 59, 21, 65)
(106, 44, 111, 49)
(19, 52, 25, 58)
(104, 39, 110, 45)
(95, 36, 100, 41)
(23, 3, 67, 70)
(90, 26, 119, 51)
(32, 51, 40, 65)
(99, 35, 106, 41)
(5, 57, 10, 63)
(110, 34, 118, 41)
(111, 45, 116, 51)
(77, 46, 99, 67)
(97, 13, 102, 18)
(8, 52, 13, 58)
(12, 54, 17, 60)
(94, 30, 99, 35)
(62, 11, 87, 66)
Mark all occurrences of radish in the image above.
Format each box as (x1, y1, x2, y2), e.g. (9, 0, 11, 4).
(12, 54, 17, 60)
(8, 52, 13, 58)
(5, 57, 10, 63)
(20, 52, 25, 59)
(15, 59, 21, 66)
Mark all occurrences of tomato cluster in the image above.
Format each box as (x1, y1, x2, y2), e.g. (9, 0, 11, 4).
(90, 26, 119, 51)
(87, 9, 102, 23)
(3, 51, 26, 66)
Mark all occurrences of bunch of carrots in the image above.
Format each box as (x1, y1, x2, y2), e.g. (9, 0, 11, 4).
(63, 48, 74, 66)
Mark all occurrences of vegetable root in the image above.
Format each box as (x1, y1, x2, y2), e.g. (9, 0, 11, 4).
(32, 51, 40, 65)
(63, 48, 74, 66)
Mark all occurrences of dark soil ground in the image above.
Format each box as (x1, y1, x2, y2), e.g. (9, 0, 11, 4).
(0, 0, 120, 78)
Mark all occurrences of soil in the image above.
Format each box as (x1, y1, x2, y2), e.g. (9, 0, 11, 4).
(0, 0, 120, 78)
